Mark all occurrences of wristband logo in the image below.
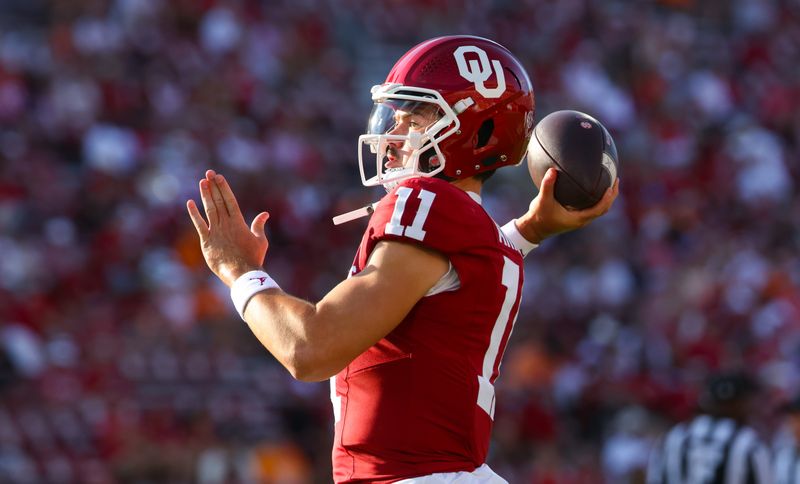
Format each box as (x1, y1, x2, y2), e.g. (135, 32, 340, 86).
(250, 277, 268, 285)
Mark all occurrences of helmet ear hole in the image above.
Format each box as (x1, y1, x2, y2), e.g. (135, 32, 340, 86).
(475, 119, 494, 149)
(419, 148, 439, 172)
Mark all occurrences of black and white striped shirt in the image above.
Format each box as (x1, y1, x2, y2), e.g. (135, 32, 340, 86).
(647, 414, 772, 484)
(774, 445, 800, 484)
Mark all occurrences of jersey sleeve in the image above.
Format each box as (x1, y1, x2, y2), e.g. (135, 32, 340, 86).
(366, 178, 491, 255)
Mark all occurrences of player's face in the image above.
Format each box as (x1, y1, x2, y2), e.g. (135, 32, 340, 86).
(384, 106, 440, 170)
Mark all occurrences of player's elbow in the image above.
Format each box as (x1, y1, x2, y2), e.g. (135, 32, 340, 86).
(285, 359, 322, 382)
(282, 346, 338, 382)
(288, 366, 330, 383)
(286, 363, 334, 383)
(280, 345, 314, 382)
(285, 364, 311, 382)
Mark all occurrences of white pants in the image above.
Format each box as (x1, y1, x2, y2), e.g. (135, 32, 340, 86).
(395, 464, 508, 483)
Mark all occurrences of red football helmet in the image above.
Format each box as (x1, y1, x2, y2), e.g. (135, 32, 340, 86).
(358, 35, 535, 188)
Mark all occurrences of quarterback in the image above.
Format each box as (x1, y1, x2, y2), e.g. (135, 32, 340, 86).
(187, 36, 617, 483)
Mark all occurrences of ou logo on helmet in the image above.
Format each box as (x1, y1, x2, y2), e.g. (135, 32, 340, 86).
(453, 46, 507, 99)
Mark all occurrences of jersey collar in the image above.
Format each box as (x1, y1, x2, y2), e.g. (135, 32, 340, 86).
(466, 191, 482, 205)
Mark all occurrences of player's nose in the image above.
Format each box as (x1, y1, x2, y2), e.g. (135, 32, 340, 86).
(387, 122, 407, 136)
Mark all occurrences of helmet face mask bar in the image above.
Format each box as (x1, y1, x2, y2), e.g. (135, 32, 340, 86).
(358, 84, 461, 188)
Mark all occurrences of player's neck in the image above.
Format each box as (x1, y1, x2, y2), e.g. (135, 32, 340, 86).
(450, 176, 482, 196)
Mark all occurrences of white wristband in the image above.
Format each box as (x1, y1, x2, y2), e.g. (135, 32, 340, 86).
(501, 219, 539, 257)
(230, 270, 280, 321)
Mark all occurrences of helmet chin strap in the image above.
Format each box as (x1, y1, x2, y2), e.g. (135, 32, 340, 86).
(382, 167, 407, 192)
(332, 202, 379, 225)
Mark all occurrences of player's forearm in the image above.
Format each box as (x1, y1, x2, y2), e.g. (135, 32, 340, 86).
(236, 243, 441, 382)
(242, 290, 349, 382)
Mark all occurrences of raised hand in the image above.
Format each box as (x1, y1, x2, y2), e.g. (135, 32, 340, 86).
(186, 170, 270, 286)
(515, 168, 619, 244)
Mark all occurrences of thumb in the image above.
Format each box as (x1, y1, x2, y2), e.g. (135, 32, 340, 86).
(250, 211, 270, 239)
(539, 167, 558, 199)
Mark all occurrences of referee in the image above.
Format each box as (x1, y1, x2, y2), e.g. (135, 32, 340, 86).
(647, 371, 772, 484)
(774, 395, 800, 484)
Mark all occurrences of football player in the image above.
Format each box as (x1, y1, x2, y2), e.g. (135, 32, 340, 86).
(187, 35, 618, 483)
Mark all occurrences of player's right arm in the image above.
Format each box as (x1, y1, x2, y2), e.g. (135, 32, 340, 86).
(502, 167, 619, 250)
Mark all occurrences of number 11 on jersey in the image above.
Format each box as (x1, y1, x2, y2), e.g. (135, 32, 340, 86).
(477, 256, 520, 419)
(386, 187, 436, 241)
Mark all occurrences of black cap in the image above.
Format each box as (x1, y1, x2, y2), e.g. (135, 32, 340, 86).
(699, 372, 758, 410)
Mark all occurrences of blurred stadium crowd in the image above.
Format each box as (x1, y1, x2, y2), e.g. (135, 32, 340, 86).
(0, 0, 798, 482)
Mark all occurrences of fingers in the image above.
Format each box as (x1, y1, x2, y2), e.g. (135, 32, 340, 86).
(187, 199, 210, 240)
(538, 167, 558, 199)
(250, 211, 270, 239)
(206, 172, 229, 217)
(559, 178, 616, 226)
(539, 168, 558, 196)
(214, 174, 244, 221)
(581, 178, 620, 219)
(198, 169, 263, 229)
(598, 178, 620, 213)
(204, 170, 243, 221)
(199, 179, 218, 226)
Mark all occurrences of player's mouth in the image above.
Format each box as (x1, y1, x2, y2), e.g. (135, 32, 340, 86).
(385, 146, 403, 169)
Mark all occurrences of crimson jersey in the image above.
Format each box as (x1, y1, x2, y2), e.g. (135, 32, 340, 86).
(331, 177, 525, 483)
